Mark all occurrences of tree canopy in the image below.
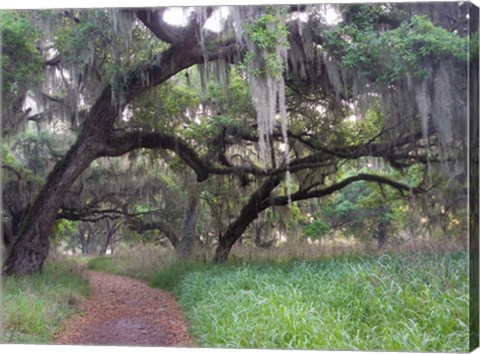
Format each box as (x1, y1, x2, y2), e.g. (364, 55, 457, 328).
(1, 3, 477, 275)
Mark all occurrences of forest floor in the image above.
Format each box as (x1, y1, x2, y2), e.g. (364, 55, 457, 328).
(54, 271, 192, 347)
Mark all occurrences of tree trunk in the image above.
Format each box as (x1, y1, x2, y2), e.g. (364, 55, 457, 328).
(3, 43, 204, 276)
(178, 190, 200, 260)
(2, 223, 14, 253)
(377, 220, 388, 250)
(213, 210, 258, 262)
(80, 225, 89, 254)
(3, 134, 102, 275)
(213, 174, 284, 263)
(99, 220, 119, 255)
(253, 220, 266, 247)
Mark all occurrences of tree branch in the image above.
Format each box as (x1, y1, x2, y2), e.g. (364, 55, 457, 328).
(104, 131, 209, 181)
(57, 207, 124, 221)
(44, 55, 62, 67)
(262, 173, 424, 210)
(136, 8, 185, 44)
(127, 219, 179, 248)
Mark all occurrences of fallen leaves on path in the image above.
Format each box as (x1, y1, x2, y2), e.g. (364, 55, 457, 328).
(55, 271, 192, 347)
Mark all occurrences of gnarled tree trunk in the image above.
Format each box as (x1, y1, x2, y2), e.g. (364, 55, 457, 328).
(3, 120, 107, 275)
(213, 174, 284, 263)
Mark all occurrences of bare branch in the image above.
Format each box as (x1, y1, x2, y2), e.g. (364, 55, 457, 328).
(136, 8, 185, 44)
(104, 131, 209, 181)
(127, 219, 179, 248)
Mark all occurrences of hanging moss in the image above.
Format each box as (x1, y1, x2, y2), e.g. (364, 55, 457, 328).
(232, 7, 290, 169)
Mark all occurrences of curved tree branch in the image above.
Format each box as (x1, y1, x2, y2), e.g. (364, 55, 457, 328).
(128, 219, 179, 248)
(136, 8, 185, 45)
(264, 173, 424, 210)
(104, 131, 209, 181)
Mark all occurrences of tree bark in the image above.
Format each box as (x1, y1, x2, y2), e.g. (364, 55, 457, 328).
(3, 131, 102, 275)
(178, 190, 201, 260)
(213, 174, 284, 263)
(2, 223, 14, 253)
(377, 220, 388, 250)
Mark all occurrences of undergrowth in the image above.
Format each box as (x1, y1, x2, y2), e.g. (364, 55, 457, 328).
(174, 252, 468, 352)
(1, 254, 89, 344)
(86, 256, 115, 272)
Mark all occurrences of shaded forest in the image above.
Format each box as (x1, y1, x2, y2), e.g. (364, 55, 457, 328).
(1, 3, 478, 276)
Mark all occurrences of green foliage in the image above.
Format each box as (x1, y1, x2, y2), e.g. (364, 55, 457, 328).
(200, 68, 254, 120)
(340, 4, 401, 29)
(325, 14, 469, 83)
(148, 261, 214, 293)
(87, 256, 114, 272)
(175, 253, 468, 351)
(403, 16, 468, 60)
(130, 82, 200, 131)
(1, 144, 18, 169)
(52, 219, 78, 245)
(1, 142, 45, 185)
(243, 13, 286, 51)
(470, 31, 479, 61)
(303, 220, 330, 240)
(44, 9, 168, 96)
(308, 167, 410, 241)
(183, 68, 254, 143)
(242, 9, 289, 78)
(0, 11, 43, 107)
(342, 105, 383, 146)
(1, 256, 89, 343)
(54, 11, 109, 66)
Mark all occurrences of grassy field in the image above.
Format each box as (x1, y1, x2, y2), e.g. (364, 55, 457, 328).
(1, 255, 89, 344)
(171, 253, 468, 352)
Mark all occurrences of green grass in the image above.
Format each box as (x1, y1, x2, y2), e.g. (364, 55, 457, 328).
(1, 256, 89, 344)
(149, 261, 215, 292)
(169, 252, 468, 352)
(87, 256, 115, 273)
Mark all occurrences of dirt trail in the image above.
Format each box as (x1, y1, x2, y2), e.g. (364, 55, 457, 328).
(55, 271, 192, 347)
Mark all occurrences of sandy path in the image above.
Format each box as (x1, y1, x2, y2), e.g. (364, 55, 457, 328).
(55, 271, 192, 347)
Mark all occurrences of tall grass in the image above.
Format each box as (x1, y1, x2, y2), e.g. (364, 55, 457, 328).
(229, 235, 466, 264)
(1, 254, 89, 344)
(174, 252, 468, 352)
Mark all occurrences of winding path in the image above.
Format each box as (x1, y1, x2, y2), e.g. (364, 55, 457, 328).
(55, 271, 192, 347)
